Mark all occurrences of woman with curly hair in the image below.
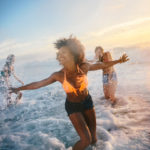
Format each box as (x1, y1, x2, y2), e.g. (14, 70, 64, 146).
(10, 37, 129, 150)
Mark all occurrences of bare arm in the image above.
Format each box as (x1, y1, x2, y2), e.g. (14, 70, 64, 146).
(12, 71, 24, 85)
(86, 58, 95, 63)
(88, 54, 129, 71)
(10, 72, 57, 93)
(4, 77, 10, 88)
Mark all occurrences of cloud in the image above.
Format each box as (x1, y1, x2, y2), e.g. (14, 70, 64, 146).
(80, 17, 150, 49)
(0, 40, 32, 58)
(0, 36, 58, 60)
(103, 0, 125, 12)
(1, 16, 150, 61)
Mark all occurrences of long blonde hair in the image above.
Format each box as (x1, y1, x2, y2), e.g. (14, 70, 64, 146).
(103, 52, 113, 62)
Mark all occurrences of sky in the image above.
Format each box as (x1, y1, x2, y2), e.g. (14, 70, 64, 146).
(0, 0, 150, 60)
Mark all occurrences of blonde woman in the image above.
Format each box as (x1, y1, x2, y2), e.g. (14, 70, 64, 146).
(94, 47, 118, 104)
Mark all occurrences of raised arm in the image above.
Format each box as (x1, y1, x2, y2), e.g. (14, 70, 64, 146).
(10, 72, 57, 93)
(88, 54, 129, 71)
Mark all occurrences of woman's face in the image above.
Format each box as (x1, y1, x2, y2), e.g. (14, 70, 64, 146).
(11, 57, 15, 64)
(7, 55, 15, 63)
(95, 49, 103, 61)
(95, 49, 103, 58)
(57, 46, 74, 66)
(103, 52, 112, 62)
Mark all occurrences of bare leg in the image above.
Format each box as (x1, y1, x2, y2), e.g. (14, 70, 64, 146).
(109, 81, 117, 104)
(83, 108, 97, 144)
(69, 112, 92, 150)
(103, 84, 110, 99)
(103, 81, 117, 104)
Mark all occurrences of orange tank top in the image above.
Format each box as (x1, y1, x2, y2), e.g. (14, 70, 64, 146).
(62, 69, 88, 96)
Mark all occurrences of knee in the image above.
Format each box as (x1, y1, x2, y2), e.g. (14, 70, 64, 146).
(82, 135, 92, 147)
(104, 95, 110, 99)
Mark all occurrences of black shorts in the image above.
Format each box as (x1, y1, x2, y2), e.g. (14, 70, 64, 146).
(65, 94, 94, 116)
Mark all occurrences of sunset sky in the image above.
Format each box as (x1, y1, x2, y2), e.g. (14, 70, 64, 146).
(0, 0, 150, 59)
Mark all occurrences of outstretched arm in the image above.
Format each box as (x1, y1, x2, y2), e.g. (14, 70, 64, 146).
(88, 54, 129, 71)
(12, 71, 24, 85)
(10, 72, 57, 93)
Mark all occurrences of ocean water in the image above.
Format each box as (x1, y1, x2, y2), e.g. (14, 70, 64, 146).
(0, 49, 150, 150)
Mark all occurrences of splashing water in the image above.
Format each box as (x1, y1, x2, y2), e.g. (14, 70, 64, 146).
(0, 49, 150, 150)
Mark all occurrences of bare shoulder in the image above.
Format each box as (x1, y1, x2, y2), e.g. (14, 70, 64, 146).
(51, 69, 64, 82)
(79, 62, 90, 73)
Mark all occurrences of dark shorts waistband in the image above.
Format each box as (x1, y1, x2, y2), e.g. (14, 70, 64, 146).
(65, 94, 94, 116)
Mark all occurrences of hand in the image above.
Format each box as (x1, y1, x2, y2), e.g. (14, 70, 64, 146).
(20, 80, 24, 85)
(9, 87, 19, 94)
(119, 54, 129, 63)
